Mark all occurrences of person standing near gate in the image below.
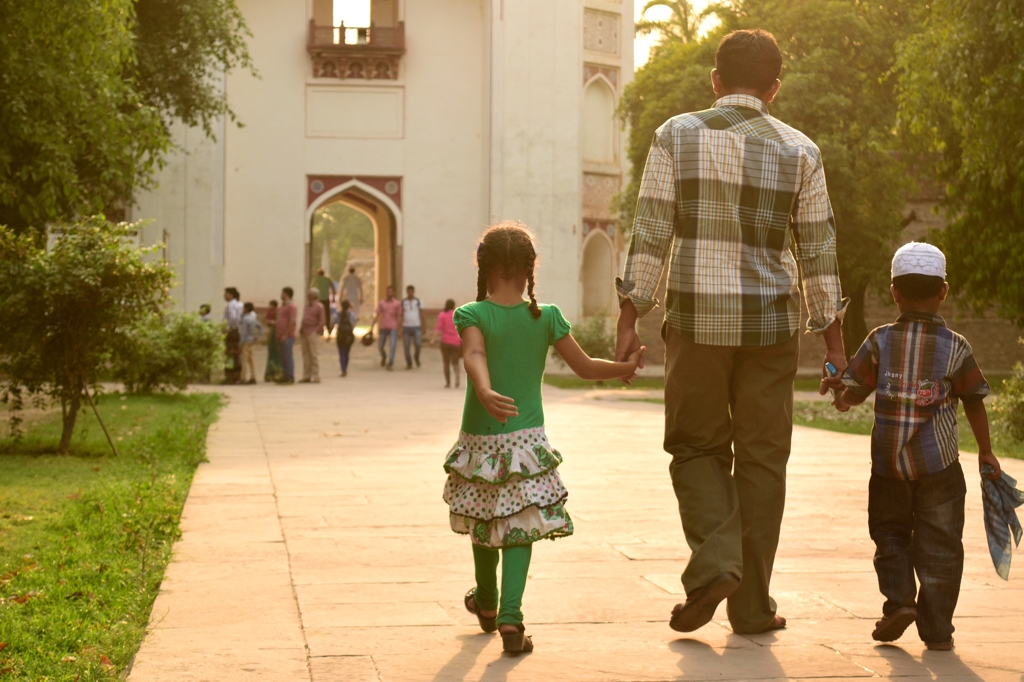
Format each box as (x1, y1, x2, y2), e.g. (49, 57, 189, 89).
(402, 284, 424, 369)
(615, 29, 848, 635)
(299, 288, 325, 383)
(276, 288, 298, 385)
(311, 267, 335, 338)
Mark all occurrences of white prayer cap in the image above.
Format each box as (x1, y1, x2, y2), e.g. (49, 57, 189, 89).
(891, 242, 946, 279)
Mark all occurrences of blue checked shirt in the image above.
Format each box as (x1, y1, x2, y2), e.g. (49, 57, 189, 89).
(618, 95, 846, 346)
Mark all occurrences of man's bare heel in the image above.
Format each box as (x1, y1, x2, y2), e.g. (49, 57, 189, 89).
(500, 624, 534, 654)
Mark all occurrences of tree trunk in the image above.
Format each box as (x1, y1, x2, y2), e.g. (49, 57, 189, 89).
(842, 284, 869, 360)
(58, 390, 81, 453)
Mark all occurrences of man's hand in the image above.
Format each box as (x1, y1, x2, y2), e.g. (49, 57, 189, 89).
(979, 451, 1002, 481)
(616, 299, 643, 385)
(478, 388, 518, 424)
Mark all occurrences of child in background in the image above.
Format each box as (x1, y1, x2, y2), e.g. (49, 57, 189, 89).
(443, 222, 644, 654)
(239, 302, 263, 385)
(822, 242, 1002, 651)
(198, 304, 212, 322)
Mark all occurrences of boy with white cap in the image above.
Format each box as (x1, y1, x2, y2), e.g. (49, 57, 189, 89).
(822, 242, 1002, 651)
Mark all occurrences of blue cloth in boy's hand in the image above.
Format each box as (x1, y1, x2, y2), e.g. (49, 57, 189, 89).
(981, 464, 1024, 580)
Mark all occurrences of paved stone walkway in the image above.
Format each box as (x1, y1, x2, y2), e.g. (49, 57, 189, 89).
(128, 342, 1024, 681)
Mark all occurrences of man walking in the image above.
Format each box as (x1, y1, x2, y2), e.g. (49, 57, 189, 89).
(615, 29, 847, 635)
(276, 287, 298, 384)
(402, 284, 423, 369)
(340, 267, 364, 320)
(311, 267, 335, 338)
(371, 285, 401, 370)
(300, 288, 325, 383)
(239, 302, 263, 384)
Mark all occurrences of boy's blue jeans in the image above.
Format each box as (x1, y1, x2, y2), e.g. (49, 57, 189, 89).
(281, 337, 295, 381)
(868, 460, 966, 644)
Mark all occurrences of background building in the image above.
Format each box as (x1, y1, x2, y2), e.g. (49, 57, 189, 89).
(134, 0, 635, 321)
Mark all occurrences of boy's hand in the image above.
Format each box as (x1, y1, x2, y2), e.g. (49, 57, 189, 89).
(979, 451, 1002, 480)
(819, 375, 845, 396)
(478, 388, 518, 423)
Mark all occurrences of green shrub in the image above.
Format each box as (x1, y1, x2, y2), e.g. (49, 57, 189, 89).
(113, 312, 223, 393)
(993, 340, 1024, 443)
(551, 315, 615, 366)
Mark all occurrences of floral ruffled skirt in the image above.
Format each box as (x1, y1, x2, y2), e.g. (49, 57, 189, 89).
(443, 426, 574, 548)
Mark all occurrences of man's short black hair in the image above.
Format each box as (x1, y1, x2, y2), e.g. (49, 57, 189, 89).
(225, 286, 240, 299)
(715, 29, 782, 93)
(282, 286, 294, 298)
(243, 302, 254, 313)
(892, 274, 945, 301)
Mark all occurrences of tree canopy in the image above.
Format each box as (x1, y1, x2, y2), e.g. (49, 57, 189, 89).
(896, 0, 1024, 324)
(0, 0, 253, 233)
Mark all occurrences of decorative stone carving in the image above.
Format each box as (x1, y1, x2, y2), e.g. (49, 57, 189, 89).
(583, 173, 620, 221)
(582, 220, 617, 238)
(312, 55, 400, 81)
(583, 64, 619, 89)
(583, 10, 620, 55)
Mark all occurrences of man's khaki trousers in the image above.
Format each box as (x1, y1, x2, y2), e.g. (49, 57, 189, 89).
(664, 324, 799, 634)
(300, 333, 320, 381)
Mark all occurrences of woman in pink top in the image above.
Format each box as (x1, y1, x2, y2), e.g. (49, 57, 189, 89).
(434, 298, 462, 388)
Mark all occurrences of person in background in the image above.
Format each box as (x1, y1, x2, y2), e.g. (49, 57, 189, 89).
(433, 298, 462, 388)
(239, 302, 263, 385)
(402, 284, 424, 370)
(199, 304, 212, 322)
(312, 267, 336, 339)
(340, 266, 364, 320)
(223, 287, 244, 385)
(336, 299, 358, 377)
(276, 288, 298, 385)
(372, 285, 402, 370)
(299, 288, 325, 383)
(264, 299, 284, 383)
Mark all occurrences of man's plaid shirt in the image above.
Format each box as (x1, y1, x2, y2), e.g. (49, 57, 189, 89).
(617, 95, 846, 346)
(841, 312, 990, 480)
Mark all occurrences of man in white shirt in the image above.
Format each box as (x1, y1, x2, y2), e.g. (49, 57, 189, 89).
(401, 284, 423, 369)
(222, 287, 244, 384)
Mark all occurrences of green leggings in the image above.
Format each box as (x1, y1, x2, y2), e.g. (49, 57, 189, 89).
(472, 544, 532, 626)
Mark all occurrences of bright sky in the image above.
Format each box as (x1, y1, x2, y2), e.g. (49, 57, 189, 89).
(333, 0, 707, 71)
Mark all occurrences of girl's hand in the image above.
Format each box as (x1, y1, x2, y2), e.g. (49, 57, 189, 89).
(625, 346, 646, 375)
(479, 388, 518, 423)
(979, 451, 1002, 480)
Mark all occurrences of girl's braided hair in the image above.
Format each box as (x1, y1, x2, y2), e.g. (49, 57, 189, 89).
(475, 221, 541, 319)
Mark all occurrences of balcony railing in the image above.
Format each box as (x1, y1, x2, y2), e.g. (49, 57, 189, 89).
(307, 21, 405, 51)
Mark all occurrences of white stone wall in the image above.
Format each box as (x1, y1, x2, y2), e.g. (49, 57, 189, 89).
(133, 0, 633, 320)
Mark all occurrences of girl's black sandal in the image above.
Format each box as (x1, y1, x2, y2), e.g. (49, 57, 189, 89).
(500, 623, 534, 654)
(463, 588, 498, 633)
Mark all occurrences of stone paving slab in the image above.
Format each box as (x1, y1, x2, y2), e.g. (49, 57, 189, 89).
(129, 342, 1024, 681)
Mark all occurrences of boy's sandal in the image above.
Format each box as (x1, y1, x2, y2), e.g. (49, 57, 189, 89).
(925, 638, 954, 651)
(500, 623, 534, 654)
(871, 606, 918, 642)
(463, 588, 497, 633)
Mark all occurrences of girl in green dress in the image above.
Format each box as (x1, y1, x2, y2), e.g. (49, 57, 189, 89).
(443, 222, 645, 654)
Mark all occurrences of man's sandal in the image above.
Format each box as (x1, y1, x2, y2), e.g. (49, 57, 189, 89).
(925, 638, 954, 651)
(500, 624, 534, 654)
(463, 588, 497, 633)
(871, 606, 917, 642)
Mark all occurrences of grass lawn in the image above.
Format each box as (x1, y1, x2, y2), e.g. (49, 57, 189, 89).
(0, 392, 222, 680)
(793, 400, 1024, 460)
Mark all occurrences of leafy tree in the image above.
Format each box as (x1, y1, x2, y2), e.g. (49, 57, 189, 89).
(0, 217, 174, 452)
(0, 0, 167, 232)
(0, 0, 253, 233)
(896, 0, 1024, 324)
(132, 0, 254, 136)
(619, 0, 921, 352)
(636, 0, 708, 43)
